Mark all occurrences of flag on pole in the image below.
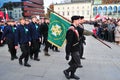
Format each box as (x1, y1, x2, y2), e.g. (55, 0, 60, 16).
(95, 14, 100, 19)
(48, 12, 71, 48)
(5, 8, 9, 21)
(0, 10, 4, 21)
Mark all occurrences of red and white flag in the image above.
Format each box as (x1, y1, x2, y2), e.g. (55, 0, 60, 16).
(5, 8, 9, 21)
(0, 10, 4, 19)
(95, 14, 100, 19)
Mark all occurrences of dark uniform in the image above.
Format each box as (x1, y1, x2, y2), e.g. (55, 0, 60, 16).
(29, 22, 41, 61)
(40, 19, 50, 56)
(78, 16, 86, 59)
(1, 23, 17, 60)
(15, 23, 31, 67)
(64, 16, 83, 80)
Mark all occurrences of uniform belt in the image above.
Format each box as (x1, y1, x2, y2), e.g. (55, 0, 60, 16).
(73, 42, 79, 46)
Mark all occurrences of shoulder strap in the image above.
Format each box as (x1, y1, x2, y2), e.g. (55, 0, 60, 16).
(68, 26, 79, 40)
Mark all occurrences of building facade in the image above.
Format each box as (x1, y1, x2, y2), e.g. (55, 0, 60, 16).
(92, 4, 120, 18)
(12, 7, 23, 20)
(71, 0, 91, 2)
(54, 2, 92, 20)
(22, 0, 44, 17)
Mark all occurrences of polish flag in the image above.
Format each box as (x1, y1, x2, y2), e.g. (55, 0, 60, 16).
(0, 10, 4, 19)
(95, 14, 100, 19)
(5, 8, 9, 21)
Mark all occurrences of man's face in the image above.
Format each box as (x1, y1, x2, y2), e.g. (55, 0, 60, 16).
(45, 19, 49, 23)
(20, 19, 25, 25)
(32, 17, 37, 23)
(74, 19, 79, 26)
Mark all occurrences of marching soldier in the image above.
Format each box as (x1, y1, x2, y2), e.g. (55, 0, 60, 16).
(28, 16, 41, 61)
(41, 18, 51, 56)
(64, 16, 83, 79)
(1, 20, 18, 60)
(78, 16, 86, 59)
(15, 18, 31, 67)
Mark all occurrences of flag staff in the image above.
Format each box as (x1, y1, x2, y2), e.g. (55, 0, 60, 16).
(47, 8, 71, 23)
(47, 8, 112, 49)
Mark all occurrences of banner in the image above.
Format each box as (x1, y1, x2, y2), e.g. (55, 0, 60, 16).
(48, 12, 71, 48)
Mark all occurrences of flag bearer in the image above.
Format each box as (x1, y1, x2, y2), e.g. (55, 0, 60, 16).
(64, 16, 83, 80)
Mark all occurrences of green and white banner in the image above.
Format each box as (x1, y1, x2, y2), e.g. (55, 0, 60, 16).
(48, 12, 70, 48)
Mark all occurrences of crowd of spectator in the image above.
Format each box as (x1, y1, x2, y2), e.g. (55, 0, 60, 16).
(92, 18, 120, 45)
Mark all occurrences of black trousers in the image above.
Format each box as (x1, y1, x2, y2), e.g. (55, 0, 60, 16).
(67, 51, 81, 75)
(44, 38, 51, 52)
(79, 43, 84, 58)
(52, 45, 58, 51)
(6, 39, 17, 58)
(30, 39, 40, 59)
(20, 43, 30, 64)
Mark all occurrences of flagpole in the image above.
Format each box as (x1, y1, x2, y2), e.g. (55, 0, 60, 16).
(48, 8, 111, 49)
(47, 8, 71, 23)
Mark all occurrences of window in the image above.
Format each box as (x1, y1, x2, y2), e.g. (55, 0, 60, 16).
(87, 10, 89, 15)
(93, 7, 97, 15)
(88, 6, 89, 9)
(108, 6, 112, 15)
(77, 11, 79, 15)
(103, 6, 107, 15)
(98, 6, 102, 14)
(67, 11, 69, 16)
(82, 6, 84, 9)
(15, 14, 17, 18)
(82, 11, 84, 15)
(63, 12, 64, 16)
(72, 7, 74, 9)
(72, 11, 74, 15)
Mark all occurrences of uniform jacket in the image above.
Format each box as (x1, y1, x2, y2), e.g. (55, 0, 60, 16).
(65, 24, 83, 56)
(1, 25, 16, 41)
(14, 24, 31, 45)
(28, 22, 41, 40)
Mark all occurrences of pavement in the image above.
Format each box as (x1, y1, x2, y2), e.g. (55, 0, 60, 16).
(0, 24, 120, 80)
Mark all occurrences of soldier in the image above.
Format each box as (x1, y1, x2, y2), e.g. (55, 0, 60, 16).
(29, 16, 41, 61)
(63, 16, 83, 79)
(1, 20, 18, 60)
(40, 18, 50, 56)
(78, 16, 86, 59)
(15, 18, 31, 67)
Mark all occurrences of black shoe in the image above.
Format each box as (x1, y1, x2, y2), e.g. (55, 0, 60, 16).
(11, 57, 14, 61)
(34, 58, 40, 61)
(14, 56, 18, 59)
(24, 63, 31, 67)
(30, 56, 33, 60)
(63, 70, 70, 79)
(81, 57, 85, 60)
(19, 59, 23, 65)
(39, 49, 41, 52)
(55, 50, 60, 52)
(79, 65, 83, 68)
(70, 74, 80, 79)
(45, 53, 50, 56)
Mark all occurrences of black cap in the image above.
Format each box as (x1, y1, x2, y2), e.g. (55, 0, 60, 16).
(71, 16, 80, 22)
(79, 16, 84, 19)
